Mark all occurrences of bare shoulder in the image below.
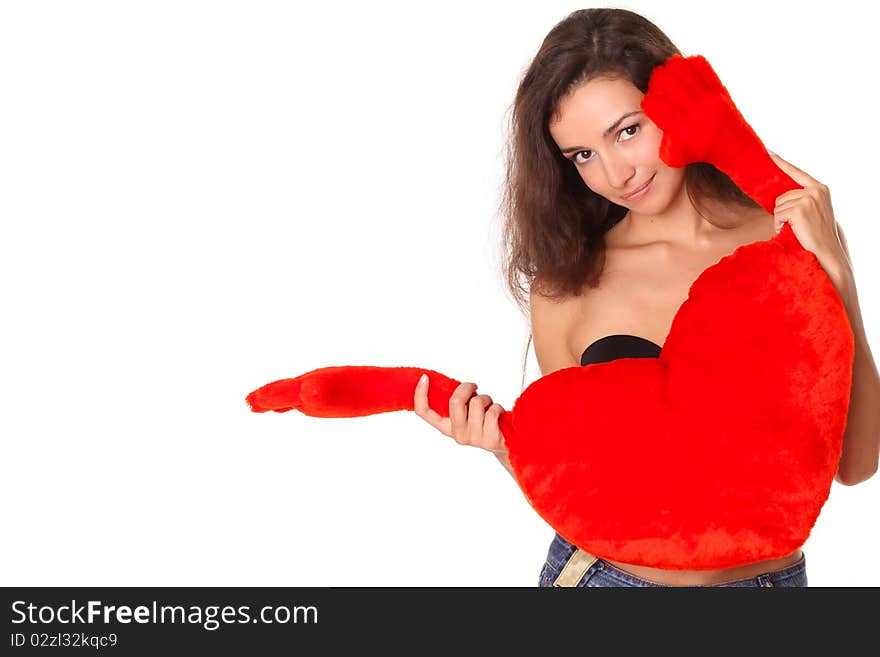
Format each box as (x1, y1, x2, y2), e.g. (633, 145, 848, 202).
(529, 284, 582, 341)
(529, 284, 585, 376)
(529, 287, 591, 376)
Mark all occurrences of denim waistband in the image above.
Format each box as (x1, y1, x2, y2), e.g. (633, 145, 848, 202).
(544, 532, 806, 587)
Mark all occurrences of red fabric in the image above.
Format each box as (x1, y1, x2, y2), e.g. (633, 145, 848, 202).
(506, 221, 853, 568)
(641, 54, 798, 215)
(247, 54, 854, 570)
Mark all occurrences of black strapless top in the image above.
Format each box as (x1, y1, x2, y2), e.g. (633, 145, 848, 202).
(581, 334, 662, 366)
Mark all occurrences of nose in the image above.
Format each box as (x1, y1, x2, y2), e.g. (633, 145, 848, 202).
(601, 153, 637, 191)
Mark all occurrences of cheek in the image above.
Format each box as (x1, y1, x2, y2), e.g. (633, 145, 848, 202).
(638, 126, 664, 162)
(581, 180, 598, 196)
(581, 172, 604, 195)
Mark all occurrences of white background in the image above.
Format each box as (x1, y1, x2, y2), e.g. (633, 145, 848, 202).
(1, 0, 877, 586)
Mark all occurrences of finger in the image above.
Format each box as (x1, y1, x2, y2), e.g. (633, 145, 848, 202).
(413, 375, 430, 414)
(413, 375, 452, 436)
(774, 189, 807, 207)
(773, 207, 805, 233)
(767, 152, 817, 187)
(467, 394, 493, 444)
(449, 382, 477, 443)
(483, 403, 507, 451)
(774, 198, 802, 214)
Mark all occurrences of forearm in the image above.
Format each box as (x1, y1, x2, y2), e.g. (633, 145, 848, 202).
(831, 269, 880, 485)
(493, 449, 518, 482)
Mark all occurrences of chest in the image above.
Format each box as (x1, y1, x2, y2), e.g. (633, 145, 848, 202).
(567, 221, 776, 361)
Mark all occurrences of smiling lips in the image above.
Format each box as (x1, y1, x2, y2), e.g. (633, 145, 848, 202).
(622, 173, 656, 200)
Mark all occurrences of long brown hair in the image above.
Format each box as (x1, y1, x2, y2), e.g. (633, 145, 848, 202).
(497, 8, 761, 390)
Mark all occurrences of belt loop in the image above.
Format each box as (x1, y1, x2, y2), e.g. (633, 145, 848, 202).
(552, 548, 599, 587)
(757, 574, 775, 587)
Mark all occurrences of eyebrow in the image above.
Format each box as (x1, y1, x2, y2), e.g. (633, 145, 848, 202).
(559, 110, 643, 155)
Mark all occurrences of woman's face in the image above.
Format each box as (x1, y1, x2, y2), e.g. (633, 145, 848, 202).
(549, 76, 685, 212)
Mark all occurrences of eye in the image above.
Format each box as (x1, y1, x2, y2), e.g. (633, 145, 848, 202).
(621, 123, 640, 139)
(571, 123, 641, 165)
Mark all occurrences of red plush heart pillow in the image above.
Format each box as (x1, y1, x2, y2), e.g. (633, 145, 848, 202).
(246, 54, 855, 570)
(505, 221, 853, 569)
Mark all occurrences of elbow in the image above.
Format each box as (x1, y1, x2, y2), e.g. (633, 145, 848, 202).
(834, 429, 880, 486)
(835, 462, 878, 487)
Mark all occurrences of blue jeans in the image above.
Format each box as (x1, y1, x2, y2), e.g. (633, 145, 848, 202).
(538, 532, 808, 587)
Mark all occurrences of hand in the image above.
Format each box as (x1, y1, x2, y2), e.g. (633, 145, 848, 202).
(413, 376, 507, 454)
(768, 151, 852, 287)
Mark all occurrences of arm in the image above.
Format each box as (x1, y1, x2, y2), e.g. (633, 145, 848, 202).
(493, 288, 581, 481)
(493, 449, 517, 480)
(529, 286, 582, 378)
(827, 222, 880, 486)
(500, 288, 583, 480)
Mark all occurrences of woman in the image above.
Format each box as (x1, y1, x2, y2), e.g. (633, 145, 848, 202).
(413, 8, 880, 587)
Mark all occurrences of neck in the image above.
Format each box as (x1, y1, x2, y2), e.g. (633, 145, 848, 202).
(623, 184, 718, 248)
